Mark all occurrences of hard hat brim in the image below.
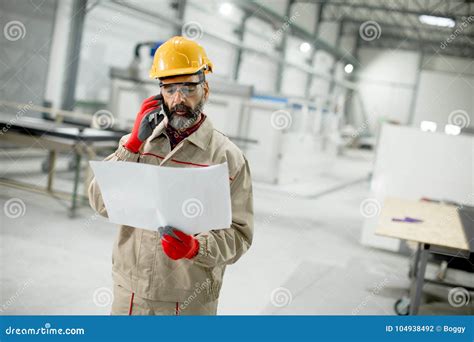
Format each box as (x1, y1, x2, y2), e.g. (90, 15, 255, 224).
(149, 64, 211, 80)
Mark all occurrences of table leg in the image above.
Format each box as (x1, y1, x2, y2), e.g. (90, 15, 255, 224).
(82, 144, 96, 204)
(70, 151, 82, 218)
(409, 243, 429, 315)
(410, 243, 422, 279)
(82, 165, 92, 205)
(46, 150, 57, 192)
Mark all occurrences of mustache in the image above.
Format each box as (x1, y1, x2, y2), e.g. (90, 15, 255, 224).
(171, 104, 193, 114)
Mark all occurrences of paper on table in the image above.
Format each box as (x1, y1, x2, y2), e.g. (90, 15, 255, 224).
(89, 161, 232, 234)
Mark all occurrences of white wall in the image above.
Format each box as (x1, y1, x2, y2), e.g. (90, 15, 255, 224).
(351, 49, 473, 134)
(309, 21, 344, 107)
(319, 21, 339, 47)
(45, 0, 73, 108)
(350, 48, 419, 132)
(239, 16, 279, 93)
(0, 0, 57, 107)
(413, 55, 474, 129)
(75, 1, 175, 103)
(281, 36, 310, 97)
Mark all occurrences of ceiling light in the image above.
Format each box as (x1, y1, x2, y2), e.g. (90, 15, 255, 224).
(420, 121, 437, 132)
(419, 15, 455, 28)
(445, 124, 461, 135)
(299, 42, 311, 53)
(219, 3, 233, 17)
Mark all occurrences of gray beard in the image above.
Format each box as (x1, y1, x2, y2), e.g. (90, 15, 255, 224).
(169, 113, 199, 130)
(169, 101, 204, 131)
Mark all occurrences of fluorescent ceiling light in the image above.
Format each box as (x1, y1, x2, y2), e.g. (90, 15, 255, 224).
(299, 42, 311, 53)
(344, 64, 354, 74)
(419, 15, 455, 28)
(219, 3, 233, 16)
(445, 124, 461, 135)
(420, 121, 437, 132)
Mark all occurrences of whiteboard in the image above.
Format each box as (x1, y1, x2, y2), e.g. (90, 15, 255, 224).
(361, 123, 474, 251)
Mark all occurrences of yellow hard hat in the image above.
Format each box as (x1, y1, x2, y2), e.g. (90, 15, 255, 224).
(149, 36, 213, 79)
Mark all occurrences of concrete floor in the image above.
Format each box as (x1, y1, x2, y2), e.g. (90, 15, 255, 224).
(1, 147, 472, 315)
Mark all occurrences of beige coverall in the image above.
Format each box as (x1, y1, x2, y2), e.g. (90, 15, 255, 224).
(88, 117, 254, 315)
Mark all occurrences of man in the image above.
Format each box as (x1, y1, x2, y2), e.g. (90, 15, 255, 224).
(88, 36, 254, 315)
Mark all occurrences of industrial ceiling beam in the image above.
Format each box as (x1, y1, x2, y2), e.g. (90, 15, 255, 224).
(275, 0, 295, 93)
(358, 34, 474, 58)
(295, 0, 473, 18)
(230, 0, 358, 65)
(329, 17, 474, 41)
(305, 1, 326, 99)
(364, 32, 474, 52)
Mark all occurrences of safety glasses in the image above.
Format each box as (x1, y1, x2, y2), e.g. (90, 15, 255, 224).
(160, 82, 203, 97)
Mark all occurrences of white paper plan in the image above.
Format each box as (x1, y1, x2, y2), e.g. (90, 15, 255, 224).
(89, 161, 232, 234)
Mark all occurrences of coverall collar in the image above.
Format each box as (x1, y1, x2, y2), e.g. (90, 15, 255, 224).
(184, 114, 213, 150)
(148, 113, 213, 151)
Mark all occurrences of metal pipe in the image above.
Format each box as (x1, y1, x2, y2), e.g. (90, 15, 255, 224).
(407, 52, 424, 125)
(233, 0, 358, 65)
(61, 0, 87, 111)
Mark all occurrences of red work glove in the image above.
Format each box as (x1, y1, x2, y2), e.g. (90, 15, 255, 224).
(123, 95, 167, 153)
(161, 228, 199, 260)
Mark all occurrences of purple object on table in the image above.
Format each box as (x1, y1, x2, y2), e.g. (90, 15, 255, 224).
(392, 217, 424, 223)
